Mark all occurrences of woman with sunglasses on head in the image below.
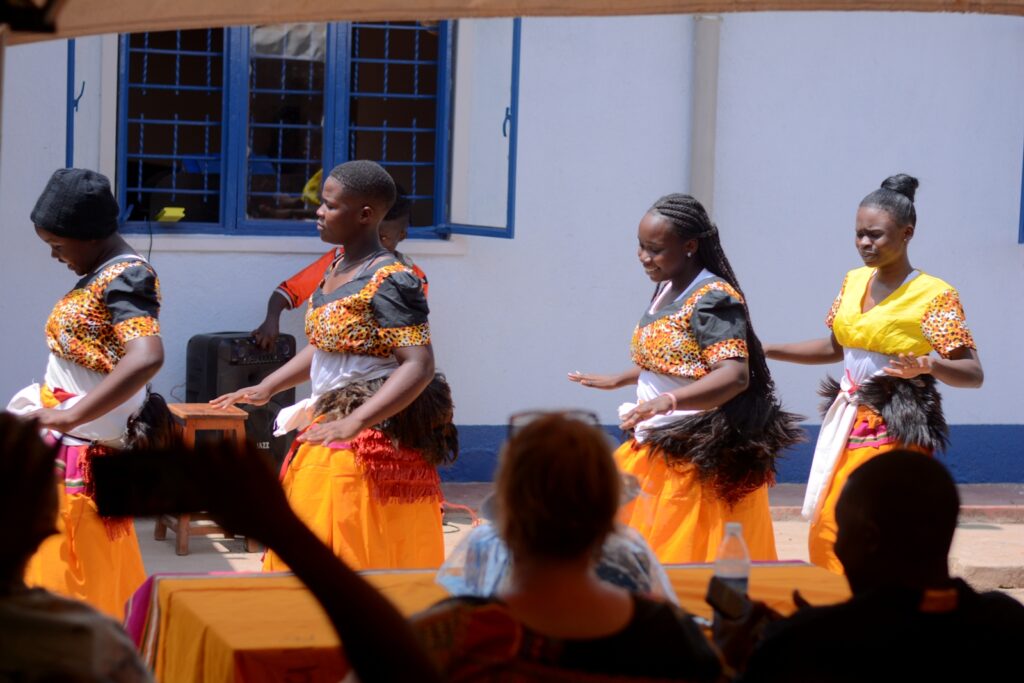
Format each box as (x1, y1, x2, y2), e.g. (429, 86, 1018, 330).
(413, 412, 721, 682)
(437, 471, 677, 605)
(764, 174, 983, 573)
(570, 194, 802, 563)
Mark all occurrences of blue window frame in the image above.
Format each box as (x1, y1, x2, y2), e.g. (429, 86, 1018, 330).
(114, 19, 521, 239)
(1019, 141, 1024, 243)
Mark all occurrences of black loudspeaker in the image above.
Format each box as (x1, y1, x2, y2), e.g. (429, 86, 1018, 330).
(186, 332, 297, 466)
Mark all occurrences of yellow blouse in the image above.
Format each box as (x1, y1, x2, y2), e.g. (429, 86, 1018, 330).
(826, 266, 975, 358)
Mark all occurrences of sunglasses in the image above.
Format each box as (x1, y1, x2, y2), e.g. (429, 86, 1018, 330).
(506, 409, 601, 439)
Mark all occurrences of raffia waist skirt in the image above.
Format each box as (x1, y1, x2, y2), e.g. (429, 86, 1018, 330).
(263, 431, 444, 572)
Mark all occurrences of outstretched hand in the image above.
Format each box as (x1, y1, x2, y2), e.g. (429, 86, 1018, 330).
(210, 385, 271, 409)
(0, 415, 60, 566)
(567, 372, 621, 390)
(882, 352, 933, 379)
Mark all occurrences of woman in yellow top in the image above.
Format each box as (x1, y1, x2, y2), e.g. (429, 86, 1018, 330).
(570, 194, 802, 563)
(766, 174, 983, 573)
(212, 160, 455, 571)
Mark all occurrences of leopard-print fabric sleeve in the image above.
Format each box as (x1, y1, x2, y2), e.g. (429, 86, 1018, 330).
(825, 274, 848, 330)
(921, 288, 976, 358)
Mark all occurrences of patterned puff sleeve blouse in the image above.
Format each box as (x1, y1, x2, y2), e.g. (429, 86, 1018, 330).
(304, 259, 430, 357)
(46, 258, 161, 375)
(631, 276, 749, 382)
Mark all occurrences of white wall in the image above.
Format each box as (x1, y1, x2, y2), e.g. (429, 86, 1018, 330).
(0, 40, 73, 394)
(1, 12, 1021, 434)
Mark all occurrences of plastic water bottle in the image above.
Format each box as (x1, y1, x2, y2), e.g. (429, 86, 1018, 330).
(714, 522, 751, 596)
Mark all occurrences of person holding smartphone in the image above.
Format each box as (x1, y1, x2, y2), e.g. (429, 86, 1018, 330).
(6, 169, 170, 619)
(212, 160, 454, 571)
(0, 414, 154, 682)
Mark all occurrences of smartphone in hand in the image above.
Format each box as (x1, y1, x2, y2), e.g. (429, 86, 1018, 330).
(91, 448, 213, 517)
(705, 575, 752, 620)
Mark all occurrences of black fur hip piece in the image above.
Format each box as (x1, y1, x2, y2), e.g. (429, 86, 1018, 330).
(818, 374, 948, 453)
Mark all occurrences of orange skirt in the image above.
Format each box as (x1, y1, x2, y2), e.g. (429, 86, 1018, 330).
(263, 441, 444, 572)
(808, 405, 930, 573)
(615, 441, 777, 564)
(25, 486, 146, 621)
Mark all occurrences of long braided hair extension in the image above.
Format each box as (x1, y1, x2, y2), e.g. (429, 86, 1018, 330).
(644, 195, 803, 500)
(649, 194, 777, 427)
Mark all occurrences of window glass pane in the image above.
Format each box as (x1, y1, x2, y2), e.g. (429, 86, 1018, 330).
(246, 23, 326, 221)
(349, 22, 439, 227)
(124, 29, 224, 223)
(448, 19, 515, 230)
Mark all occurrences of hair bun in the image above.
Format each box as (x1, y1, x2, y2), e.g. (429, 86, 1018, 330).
(880, 174, 919, 203)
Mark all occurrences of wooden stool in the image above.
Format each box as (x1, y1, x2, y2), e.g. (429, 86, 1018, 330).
(154, 403, 260, 556)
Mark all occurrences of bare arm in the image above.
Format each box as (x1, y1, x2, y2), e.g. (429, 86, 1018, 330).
(884, 346, 983, 388)
(764, 334, 843, 365)
(567, 366, 641, 390)
(204, 442, 442, 683)
(620, 358, 749, 430)
(298, 344, 435, 444)
(252, 291, 291, 351)
(209, 344, 314, 409)
(29, 336, 163, 433)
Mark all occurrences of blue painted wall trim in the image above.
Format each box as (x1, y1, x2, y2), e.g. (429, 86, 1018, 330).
(440, 424, 1024, 484)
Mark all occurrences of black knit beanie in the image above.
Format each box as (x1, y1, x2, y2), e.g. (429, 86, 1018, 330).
(31, 168, 120, 239)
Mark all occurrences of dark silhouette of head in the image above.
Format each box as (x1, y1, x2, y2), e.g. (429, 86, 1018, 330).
(835, 450, 959, 593)
(0, 414, 60, 587)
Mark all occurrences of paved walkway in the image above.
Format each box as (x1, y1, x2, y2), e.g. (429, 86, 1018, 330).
(138, 482, 1024, 604)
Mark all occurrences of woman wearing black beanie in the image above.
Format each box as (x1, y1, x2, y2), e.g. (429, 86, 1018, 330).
(7, 168, 170, 620)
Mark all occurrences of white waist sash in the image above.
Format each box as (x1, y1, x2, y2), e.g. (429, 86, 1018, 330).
(6, 354, 146, 446)
(618, 370, 699, 443)
(801, 348, 897, 519)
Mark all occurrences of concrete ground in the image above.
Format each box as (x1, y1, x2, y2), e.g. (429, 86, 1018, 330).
(138, 482, 1024, 604)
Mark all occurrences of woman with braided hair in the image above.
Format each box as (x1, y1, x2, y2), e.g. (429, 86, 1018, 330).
(765, 174, 983, 573)
(570, 194, 802, 563)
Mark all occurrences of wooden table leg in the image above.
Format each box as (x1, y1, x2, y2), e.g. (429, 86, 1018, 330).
(176, 512, 191, 556)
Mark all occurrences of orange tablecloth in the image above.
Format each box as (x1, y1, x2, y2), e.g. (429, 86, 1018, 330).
(135, 563, 850, 683)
